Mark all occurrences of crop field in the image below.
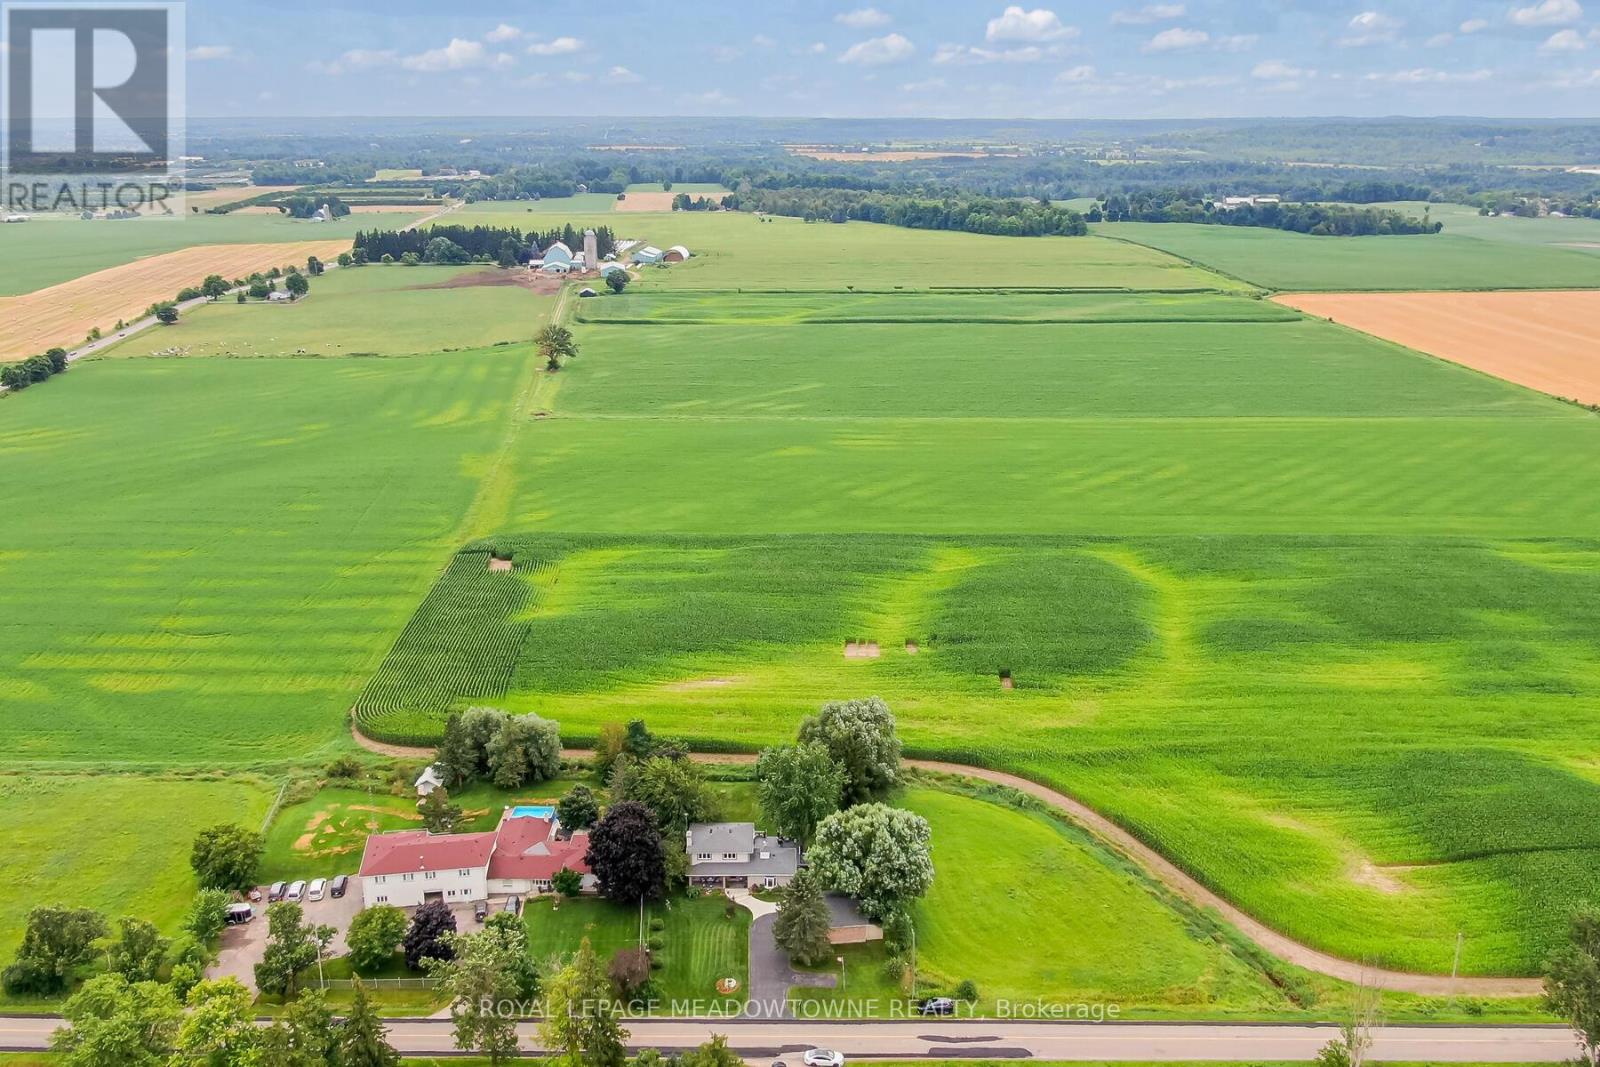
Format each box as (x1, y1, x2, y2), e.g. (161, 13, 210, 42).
(0, 239, 355, 361)
(0, 213, 385, 296)
(1093, 222, 1600, 291)
(94, 264, 551, 359)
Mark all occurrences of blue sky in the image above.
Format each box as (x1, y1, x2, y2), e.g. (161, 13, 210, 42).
(185, 0, 1600, 118)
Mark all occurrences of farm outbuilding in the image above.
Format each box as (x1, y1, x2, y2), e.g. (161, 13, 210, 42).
(631, 245, 665, 265)
(598, 263, 628, 278)
(663, 245, 692, 263)
(542, 241, 574, 265)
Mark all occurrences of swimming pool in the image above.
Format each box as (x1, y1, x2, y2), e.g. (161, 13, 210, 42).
(509, 805, 555, 820)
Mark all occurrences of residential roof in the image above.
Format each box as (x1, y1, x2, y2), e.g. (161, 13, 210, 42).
(824, 893, 878, 930)
(358, 829, 496, 878)
(414, 765, 443, 788)
(689, 822, 756, 855)
(687, 825, 800, 878)
(487, 812, 590, 881)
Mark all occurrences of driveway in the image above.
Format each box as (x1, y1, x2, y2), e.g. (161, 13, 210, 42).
(743, 912, 836, 1019)
(209, 888, 363, 990)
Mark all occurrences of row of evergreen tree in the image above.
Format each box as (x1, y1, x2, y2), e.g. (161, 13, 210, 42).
(353, 223, 617, 264)
(1094, 193, 1441, 236)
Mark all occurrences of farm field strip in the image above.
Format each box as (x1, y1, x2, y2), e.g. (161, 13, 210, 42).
(0, 239, 354, 361)
(1275, 289, 1600, 406)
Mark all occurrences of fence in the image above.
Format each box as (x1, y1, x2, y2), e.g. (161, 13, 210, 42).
(313, 977, 439, 992)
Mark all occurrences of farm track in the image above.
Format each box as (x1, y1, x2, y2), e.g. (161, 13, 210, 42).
(347, 724, 1542, 997)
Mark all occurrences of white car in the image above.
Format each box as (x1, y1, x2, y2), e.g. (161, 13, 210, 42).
(803, 1051, 844, 1067)
(307, 878, 327, 902)
(286, 880, 306, 902)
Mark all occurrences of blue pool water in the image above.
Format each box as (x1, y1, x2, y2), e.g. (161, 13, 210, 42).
(509, 805, 555, 820)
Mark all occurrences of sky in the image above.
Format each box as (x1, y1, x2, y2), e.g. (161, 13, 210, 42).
(182, 0, 1600, 119)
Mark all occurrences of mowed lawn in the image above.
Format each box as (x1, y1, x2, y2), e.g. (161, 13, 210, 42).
(1093, 222, 1600, 291)
(455, 210, 1243, 292)
(0, 351, 530, 766)
(0, 775, 272, 974)
(94, 265, 551, 359)
(523, 893, 748, 1007)
(0, 212, 419, 296)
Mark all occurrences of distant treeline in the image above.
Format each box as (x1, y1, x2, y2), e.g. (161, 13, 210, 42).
(1095, 192, 1441, 236)
(353, 223, 617, 263)
(1, 348, 67, 392)
(722, 188, 1089, 237)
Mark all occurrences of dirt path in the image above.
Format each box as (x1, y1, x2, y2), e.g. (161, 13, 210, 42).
(347, 724, 1540, 996)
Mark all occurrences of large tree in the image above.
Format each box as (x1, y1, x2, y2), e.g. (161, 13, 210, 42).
(1, 906, 108, 995)
(486, 713, 562, 788)
(404, 900, 457, 970)
(255, 988, 338, 1066)
(808, 803, 933, 921)
(557, 784, 600, 831)
(540, 937, 628, 1067)
(51, 973, 181, 1067)
(337, 982, 401, 1067)
(175, 978, 260, 1064)
(425, 926, 527, 1065)
(1547, 909, 1600, 1066)
(613, 755, 717, 835)
(346, 905, 409, 974)
(107, 917, 168, 983)
(435, 706, 509, 787)
(190, 824, 264, 891)
(585, 801, 667, 903)
(183, 889, 233, 945)
(757, 743, 845, 844)
(254, 902, 334, 999)
(772, 869, 834, 967)
(419, 785, 463, 834)
(796, 697, 902, 804)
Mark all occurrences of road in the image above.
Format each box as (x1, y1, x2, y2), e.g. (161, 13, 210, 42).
(0, 1014, 1580, 1061)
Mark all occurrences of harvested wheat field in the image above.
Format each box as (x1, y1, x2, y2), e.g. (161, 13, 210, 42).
(1276, 289, 1600, 405)
(614, 191, 680, 212)
(0, 239, 352, 360)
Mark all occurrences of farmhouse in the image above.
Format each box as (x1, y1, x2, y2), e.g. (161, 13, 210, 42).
(359, 807, 593, 908)
(686, 822, 799, 890)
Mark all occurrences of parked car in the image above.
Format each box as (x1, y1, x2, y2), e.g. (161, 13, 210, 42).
(224, 903, 255, 926)
(803, 1051, 844, 1067)
(330, 875, 348, 899)
(307, 878, 327, 902)
(918, 997, 956, 1016)
(286, 880, 306, 902)
(248, 887, 263, 903)
(474, 900, 489, 922)
(267, 881, 287, 902)
(503, 895, 522, 916)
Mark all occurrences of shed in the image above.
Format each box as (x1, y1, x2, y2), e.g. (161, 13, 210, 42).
(663, 245, 692, 263)
(598, 263, 628, 278)
(414, 765, 444, 797)
(824, 894, 883, 945)
(631, 245, 665, 265)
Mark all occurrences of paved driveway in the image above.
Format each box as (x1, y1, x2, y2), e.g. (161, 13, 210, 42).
(743, 913, 836, 1019)
(209, 889, 363, 990)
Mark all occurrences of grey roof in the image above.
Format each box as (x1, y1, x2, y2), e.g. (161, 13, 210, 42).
(688, 822, 756, 855)
(824, 893, 877, 929)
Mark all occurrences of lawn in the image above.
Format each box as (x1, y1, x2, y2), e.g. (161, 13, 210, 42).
(523, 893, 748, 1009)
(92, 265, 551, 359)
(1093, 221, 1600, 291)
(0, 212, 420, 296)
(0, 775, 273, 974)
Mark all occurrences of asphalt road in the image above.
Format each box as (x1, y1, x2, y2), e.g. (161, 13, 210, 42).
(0, 1015, 1581, 1061)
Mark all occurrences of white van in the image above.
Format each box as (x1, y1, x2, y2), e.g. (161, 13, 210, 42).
(286, 880, 306, 902)
(307, 878, 327, 902)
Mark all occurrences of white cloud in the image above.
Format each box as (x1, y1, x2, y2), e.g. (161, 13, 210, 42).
(318, 48, 398, 75)
(1252, 59, 1312, 79)
(710, 44, 744, 61)
(1460, 17, 1490, 32)
(1363, 66, 1493, 82)
(1425, 32, 1455, 46)
(526, 36, 583, 57)
(933, 43, 1055, 63)
(605, 65, 642, 83)
(687, 89, 738, 107)
(402, 38, 514, 72)
(187, 44, 232, 60)
(485, 24, 523, 43)
(1143, 27, 1210, 51)
(1338, 11, 1403, 46)
(803, 42, 829, 54)
(1509, 0, 1583, 25)
(986, 6, 1074, 42)
(1215, 33, 1258, 51)
(752, 34, 777, 47)
(835, 8, 891, 28)
(1111, 4, 1185, 25)
(1056, 63, 1097, 82)
(1545, 66, 1600, 84)
(1541, 27, 1588, 48)
(838, 32, 915, 65)
(901, 76, 948, 91)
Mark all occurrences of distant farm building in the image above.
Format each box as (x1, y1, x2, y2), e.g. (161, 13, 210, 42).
(267, 291, 292, 302)
(632, 245, 665, 265)
(3, 214, 29, 224)
(663, 245, 692, 263)
(583, 229, 599, 267)
(598, 263, 628, 279)
(543, 241, 574, 265)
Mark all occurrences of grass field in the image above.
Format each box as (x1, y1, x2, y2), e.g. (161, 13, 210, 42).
(1093, 222, 1600, 291)
(523, 893, 748, 1007)
(94, 265, 551, 359)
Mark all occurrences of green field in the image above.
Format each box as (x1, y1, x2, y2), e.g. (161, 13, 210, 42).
(1094, 221, 1600, 291)
(95, 265, 550, 359)
(0, 212, 420, 296)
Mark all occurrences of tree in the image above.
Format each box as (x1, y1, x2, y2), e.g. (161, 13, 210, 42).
(435, 706, 509, 787)
(337, 982, 401, 1067)
(154, 303, 180, 325)
(190, 824, 263, 891)
(553, 867, 585, 897)
(772, 869, 833, 966)
(607, 946, 651, 999)
(184, 888, 233, 946)
(535, 323, 579, 372)
(404, 900, 457, 970)
(248, 281, 272, 299)
(107, 917, 168, 983)
(605, 271, 629, 294)
(423, 236, 471, 264)
(255, 988, 338, 1066)
(51, 973, 181, 1067)
(613, 755, 716, 835)
(593, 723, 627, 780)
(346, 905, 408, 974)
(1547, 910, 1600, 1066)
(486, 713, 562, 788)
(419, 785, 463, 834)
(797, 697, 903, 804)
(558, 785, 601, 831)
(757, 743, 845, 844)
(540, 938, 628, 1067)
(201, 274, 230, 301)
(176, 978, 260, 1064)
(585, 801, 667, 903)
(680, 1035, 744, 1067)
(484, 910, 541, 999)
(808, 803, 933, 921)
(337, 252, 353, 268)
(424, 926, 525, 1066)
(1, 906, 108, 995)
(622, 719, 657, 760)
(306, 255, 325, 277)
(284, 272, 310, 300)
(254, 902, 333, 999)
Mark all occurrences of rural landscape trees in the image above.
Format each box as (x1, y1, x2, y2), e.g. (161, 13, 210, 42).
(585, 800, 668, 902)
(808, 802, 935, 922)
(190, 824, 264, 891)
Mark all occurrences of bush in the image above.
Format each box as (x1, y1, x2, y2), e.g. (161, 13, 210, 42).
(324, 756, 364, 780)
(954, 978, 978, 1002)
(648, 917, 665, 933)
(646, 935, 664, 952)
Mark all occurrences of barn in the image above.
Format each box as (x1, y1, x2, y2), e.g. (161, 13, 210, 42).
(662, 245, 692, 263)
